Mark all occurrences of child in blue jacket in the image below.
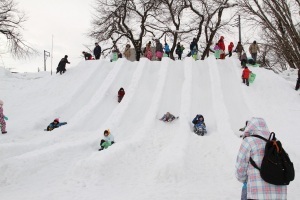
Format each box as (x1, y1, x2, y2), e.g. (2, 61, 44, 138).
(192, 114, 207, 135)
(46, 118, 67, 131)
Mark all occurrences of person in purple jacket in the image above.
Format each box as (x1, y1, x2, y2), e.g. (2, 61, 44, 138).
(235, 117, 287, 200)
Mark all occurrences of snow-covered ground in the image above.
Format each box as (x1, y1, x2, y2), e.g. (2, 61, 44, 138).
(0, 56, 299, 200)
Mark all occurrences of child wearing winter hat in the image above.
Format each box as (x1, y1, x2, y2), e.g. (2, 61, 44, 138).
(99, 129, 115, 151)
(0, 100, 7, 134)
(228, 42, 234, 57)
(46, 118, 67, 131)
(242, 67, 251, 86)
(118, 88, 125, 103)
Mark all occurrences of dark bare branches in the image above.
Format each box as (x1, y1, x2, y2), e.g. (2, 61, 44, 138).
(0, 0, 35, 58)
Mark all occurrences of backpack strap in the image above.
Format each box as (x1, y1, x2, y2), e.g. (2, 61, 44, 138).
(247, 134, 271, 171)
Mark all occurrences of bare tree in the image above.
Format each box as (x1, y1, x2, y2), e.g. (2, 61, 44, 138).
(187, 0, 237, 60)
(90, 0, 160, 61)
(236, 0, 300, 70)
(146, 0, 190, 59)
(0, 0, 34, 58)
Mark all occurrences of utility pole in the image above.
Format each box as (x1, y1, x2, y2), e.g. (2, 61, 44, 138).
(238, 15, 241, 42)
(44, 50, 50, 71)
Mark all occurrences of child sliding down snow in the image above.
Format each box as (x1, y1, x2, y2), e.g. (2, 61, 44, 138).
(192, 114, 207, 136)
(0, 100, 7, 134)
(46, 118, 67, 131)
(99, 129, 115, 151)
(159, 112, 178, 122)
(118, 88, 125, 103)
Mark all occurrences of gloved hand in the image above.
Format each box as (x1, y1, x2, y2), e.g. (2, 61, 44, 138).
(243, 182, 247, 189)
(4, 116, 8, 120)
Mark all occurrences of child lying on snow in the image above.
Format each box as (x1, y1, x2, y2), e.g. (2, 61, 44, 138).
(192, 114, 207, 136)
(159, 112, 178, 122)
(46, 118, 67, 131)
(99, 129, 115, 151)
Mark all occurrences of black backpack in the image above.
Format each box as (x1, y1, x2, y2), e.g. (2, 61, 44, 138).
(249, 132, 295, 185)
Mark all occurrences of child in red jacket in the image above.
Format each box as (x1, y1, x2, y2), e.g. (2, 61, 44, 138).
(228, 42, 234, 57)
(118, 88, 125, 103)
(242, 67, 251, 86)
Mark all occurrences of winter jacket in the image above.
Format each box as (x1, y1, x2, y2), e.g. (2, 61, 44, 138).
(161, 113, 175, 122)
(235, 117, 287, 199)
(241, 53, 247, 61)
(192, 115, 206, 128)
(218, 38, 225, 51)
(124, 47, 131, 59)
(103, 133, 114, 143)
(242, 68, 251, 79)
(155, 41, 163, 53)
(164, 44, 170, 53)
(83, 52, 92, 60)
(214, 45, 220, 50)
(58, 58, 70, 69)
(93, 45, 101, 56)
(228, 42, 234, 52)
(47, 122, 67, 131)
(249, 43, 260, 54)
(190, 41, 198, 51)
(118, 89, 125, 97)
(0, 106, 4, 119)
(235, 43, 244, 53)
(175, 44, 183, 54)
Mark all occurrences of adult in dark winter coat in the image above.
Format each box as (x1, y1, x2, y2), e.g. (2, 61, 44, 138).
(175, 42, 183, 60)
(82, 51, 93, 60)
(93, 43, 101, 60)
(190, 38, 198, 56)
(295, 68, 300, 91)
(56, 55, 70, 75)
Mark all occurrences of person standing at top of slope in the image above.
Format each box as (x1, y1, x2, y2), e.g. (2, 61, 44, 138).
(235, 117, 287, 200)
(189, 38, 198, 57)
(164, 43, 170, 57)
(218, 36, 225, 59)
(56, 55, 70, 75)
(295, 68, 300, 91)
(99, 129, 115, 151)
(0, 100, 7, 134)
(249, 41, 260, 63)
(93, 43, 101, 60)
(155, 39, 164, 61)
(124, 44, 131, 60)
(235, 41, 244, 60)
(228, 42, 234, 57)
(242, 66, 251, 86)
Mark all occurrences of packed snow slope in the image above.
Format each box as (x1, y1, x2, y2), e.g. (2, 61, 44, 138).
(0, 56, 299, 200)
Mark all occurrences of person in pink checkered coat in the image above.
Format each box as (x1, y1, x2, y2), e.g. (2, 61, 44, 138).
(0, 100, 7, 134)
(235, 117, 287, 200)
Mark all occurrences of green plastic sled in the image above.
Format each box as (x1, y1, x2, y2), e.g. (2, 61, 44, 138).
(163, 53, 168, 57)
(101, 141, 112, 149)
(249, 73, 256, 83)
(112, 53, 118, 61)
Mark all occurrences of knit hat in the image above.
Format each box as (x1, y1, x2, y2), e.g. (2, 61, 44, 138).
(0, 100, 3, 105)
(54, 118, 59, 123)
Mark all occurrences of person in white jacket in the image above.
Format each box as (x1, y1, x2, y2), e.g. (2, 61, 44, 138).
(99, 129, 115, 151)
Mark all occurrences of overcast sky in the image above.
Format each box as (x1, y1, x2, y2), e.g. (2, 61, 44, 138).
(0, 0, 253, 73)
(1, 0, 94, 72)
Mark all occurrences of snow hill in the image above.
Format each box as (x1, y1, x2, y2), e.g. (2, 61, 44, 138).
(0, 57, 299, 200)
